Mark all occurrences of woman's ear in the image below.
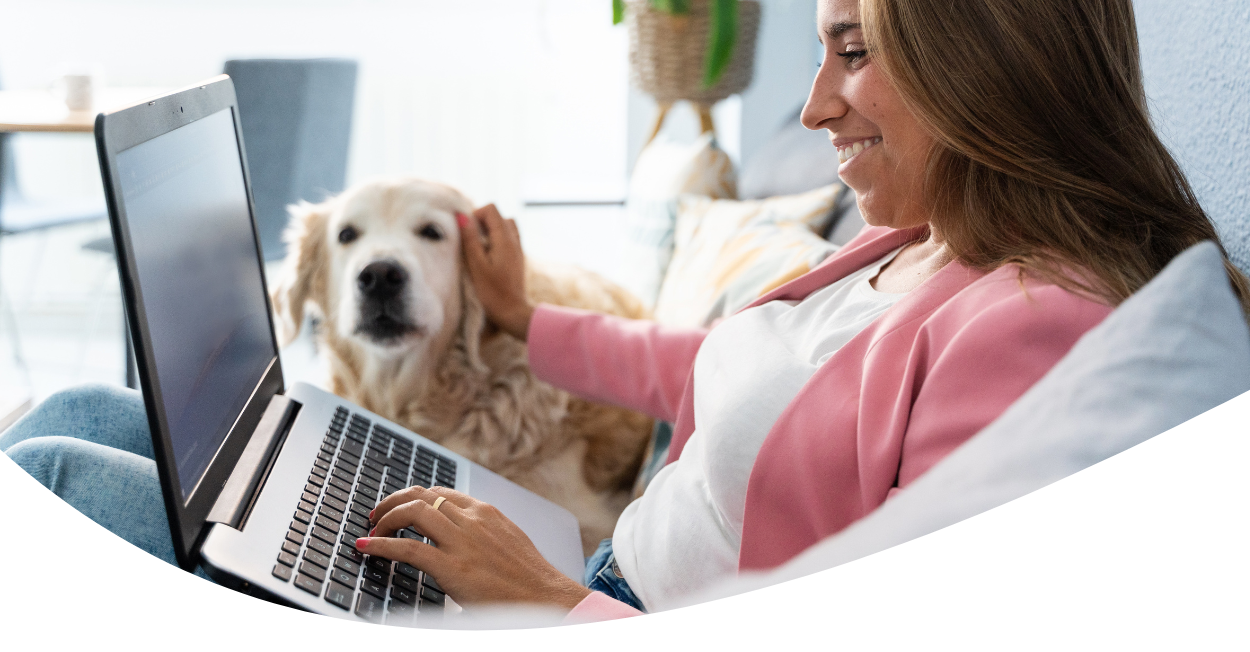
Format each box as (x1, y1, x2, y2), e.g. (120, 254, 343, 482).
(271, 200, 331, 347)
(458, 269, 490, 375)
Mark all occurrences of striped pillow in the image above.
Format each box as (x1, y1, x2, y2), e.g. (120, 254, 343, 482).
(653, 184, 843, 327)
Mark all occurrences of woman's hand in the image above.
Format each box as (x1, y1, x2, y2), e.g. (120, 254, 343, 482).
(457, 205, 535, 340)
(357, 486, 591, 611)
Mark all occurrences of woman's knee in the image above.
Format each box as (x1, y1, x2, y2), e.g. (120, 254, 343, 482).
(0, 384, 152, 459)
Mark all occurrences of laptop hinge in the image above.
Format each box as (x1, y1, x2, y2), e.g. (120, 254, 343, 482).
(207, 394, 301, 530)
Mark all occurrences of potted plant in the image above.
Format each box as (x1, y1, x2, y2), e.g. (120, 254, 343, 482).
(616, 0, 761, 140)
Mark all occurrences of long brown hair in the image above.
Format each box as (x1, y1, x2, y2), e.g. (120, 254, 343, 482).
(860, 0, 1250, 315)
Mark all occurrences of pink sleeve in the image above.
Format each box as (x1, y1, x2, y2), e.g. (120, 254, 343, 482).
(562, 591, 644, 624)
(526, 304, 708, 423)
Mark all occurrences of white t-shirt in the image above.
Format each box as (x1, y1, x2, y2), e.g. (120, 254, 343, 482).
(612, 248, 906, 611)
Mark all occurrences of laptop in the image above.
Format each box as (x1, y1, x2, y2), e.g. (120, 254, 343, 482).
(93, 76, 585, 625)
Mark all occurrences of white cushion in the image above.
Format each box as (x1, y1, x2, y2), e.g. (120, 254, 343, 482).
(619, 133, 737, 307)
(691, 240, 1250, 601)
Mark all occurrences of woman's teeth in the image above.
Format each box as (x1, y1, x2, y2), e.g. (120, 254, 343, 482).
(837, 137, 882, 164)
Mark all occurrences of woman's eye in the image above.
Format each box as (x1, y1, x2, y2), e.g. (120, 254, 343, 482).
(835, 44, 869, 69)
(338, 226, 358, 244)
(418, 224, 444, 241)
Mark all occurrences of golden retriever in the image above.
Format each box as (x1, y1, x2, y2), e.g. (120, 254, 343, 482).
(270, 177, 653, 554)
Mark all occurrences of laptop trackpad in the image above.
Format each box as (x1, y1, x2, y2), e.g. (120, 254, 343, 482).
(466, 466, 586, 584)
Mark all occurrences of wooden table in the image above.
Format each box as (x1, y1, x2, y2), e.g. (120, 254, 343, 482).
(0, 87, 170, 133)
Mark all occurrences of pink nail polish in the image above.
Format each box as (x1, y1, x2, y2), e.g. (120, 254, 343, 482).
(356, 538, 369, 550)
(368, 509, 374, 519)
(455, 212, 468, 227)
(369, 527, 376, 536)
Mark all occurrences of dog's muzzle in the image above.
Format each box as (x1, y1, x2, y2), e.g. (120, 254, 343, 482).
(355, 260, 419, 343)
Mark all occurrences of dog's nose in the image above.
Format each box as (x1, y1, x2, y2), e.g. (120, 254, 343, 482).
(357, 261, 408, 299)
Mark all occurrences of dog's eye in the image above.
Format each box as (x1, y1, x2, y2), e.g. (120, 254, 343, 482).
(338, 226, 359, 244)
(417, 224, 444, 241)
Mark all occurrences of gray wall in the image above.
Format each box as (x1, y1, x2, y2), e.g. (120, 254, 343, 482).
(1135, 0, 1250, 271)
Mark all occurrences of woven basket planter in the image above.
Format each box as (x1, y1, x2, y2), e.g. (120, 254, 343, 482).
(627, 0, 761, 106)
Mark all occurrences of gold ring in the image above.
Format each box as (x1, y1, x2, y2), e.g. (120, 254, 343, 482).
(432, 496, 446, 511)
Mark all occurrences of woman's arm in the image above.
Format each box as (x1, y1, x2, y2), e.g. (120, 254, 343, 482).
(460, 205, 708, 422)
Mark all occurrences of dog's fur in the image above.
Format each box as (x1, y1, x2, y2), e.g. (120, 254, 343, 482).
(271, 178, 653, 554)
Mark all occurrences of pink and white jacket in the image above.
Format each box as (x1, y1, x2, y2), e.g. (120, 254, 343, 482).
(528, 225, 1112, 622)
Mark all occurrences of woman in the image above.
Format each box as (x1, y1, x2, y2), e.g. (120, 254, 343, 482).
(4, 0, 1247, 622)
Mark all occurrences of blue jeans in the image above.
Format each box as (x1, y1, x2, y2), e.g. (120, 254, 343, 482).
(584, 538, 647, 612)
(0, 384, 209, 579)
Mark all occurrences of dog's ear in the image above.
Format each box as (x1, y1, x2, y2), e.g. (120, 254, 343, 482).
(457, 270, 490, 375)
(270, 200, 332, 347)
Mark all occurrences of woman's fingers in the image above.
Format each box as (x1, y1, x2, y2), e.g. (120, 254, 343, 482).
(372, 497, 458, 541)
(355, 535, 442, 574)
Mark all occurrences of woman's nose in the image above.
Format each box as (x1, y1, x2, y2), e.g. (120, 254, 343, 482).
(801, 59, 850, 131)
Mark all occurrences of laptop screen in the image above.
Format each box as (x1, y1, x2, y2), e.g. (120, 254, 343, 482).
(115, 108, 277, 502)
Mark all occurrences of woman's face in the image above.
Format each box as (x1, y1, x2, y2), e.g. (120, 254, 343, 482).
(802, 0, 935, 231)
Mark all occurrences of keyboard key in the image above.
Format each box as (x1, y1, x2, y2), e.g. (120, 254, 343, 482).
(420, 585, 445, 605)
(322, 495, 347, 513)
(347, 511, 370, 530)
(317, 451, 333, 465)
(327, 477, 352, 496)
(355, 591, 384, 623)
(282, 540, 300, 556)
(277, 551, 297, 568)
(396, 563, 421, 582)
(332, 467, 355, 485)
(299, 561, 327, 583)
(299, 499, 317, 514)
(341, 532, 360, 548)
(306, 537, 334, 557)
(312, 526, 339, 545)
(294, 573, 323, 596)
(352, 492, 375, 509)
(325, 485, 351, 504)
(361, 577, 388, 599)
(304, 483, 321, 496)
(272, 564, 293, 582)
(338, 543, 364, 564)
(302, 490, 320, 504)
(341, 441, 364, 457)
(324, 581, 353, 611)
(319, 505, 344, 524)
(343, 522, 368, 539)
(423, 574, 443, 593)
(290, 519, 308, 536)
(310, 466, 328, 481)
(362, 566, 387, 585)
(359, 465, 382, 482)
(356, 485, 377, 501)
(398, 527, 424, 541)
(393, 572, 420, 594)
(387, 600, 415, 624)
(390, 584, 417, 605)
(334, 556, 361, 576)
(292, 510, 312, 525)
(328, 565, 358, 587)
(304, 548, 331, 569)
(356, 475, 380, 493)
(315, 515, 340, 533)
(349, 501, 372, 518)
(286, 529, 305, 545)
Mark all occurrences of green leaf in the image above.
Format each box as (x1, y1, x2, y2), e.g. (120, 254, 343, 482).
(702, 0, 738, 88)
(613, 0, 625, 24)
(649, 0, 691, 15)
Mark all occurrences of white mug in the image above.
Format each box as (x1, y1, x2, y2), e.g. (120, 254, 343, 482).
(59, 74, 95, 111)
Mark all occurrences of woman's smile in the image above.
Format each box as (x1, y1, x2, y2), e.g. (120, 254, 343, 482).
(835, 136, 882, 165)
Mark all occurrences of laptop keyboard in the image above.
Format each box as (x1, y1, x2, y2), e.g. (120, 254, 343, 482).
(270, 407, 459, 624)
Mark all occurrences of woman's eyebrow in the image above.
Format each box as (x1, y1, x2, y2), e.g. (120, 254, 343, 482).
(824, 21, 862, 41)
